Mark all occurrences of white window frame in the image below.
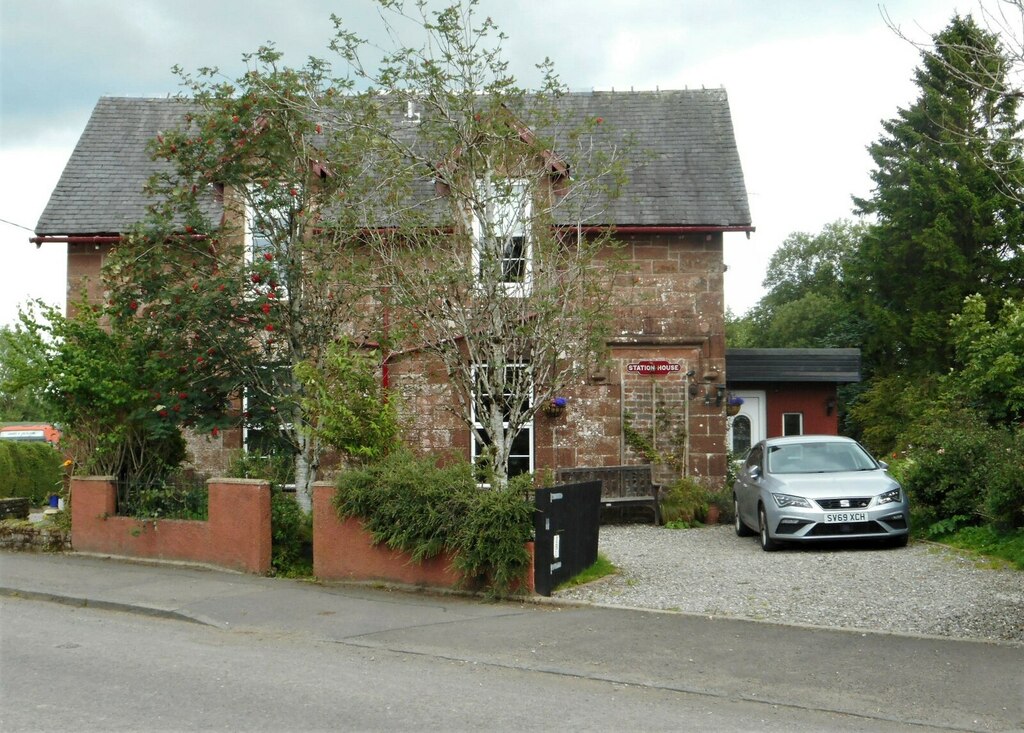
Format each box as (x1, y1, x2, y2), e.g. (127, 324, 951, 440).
(241, 390, 293, 457)
(471, 179, 532, 296)
(244, 185, 293, 299)
(470, 362, 534, 481)
(782, 412, 804, 437)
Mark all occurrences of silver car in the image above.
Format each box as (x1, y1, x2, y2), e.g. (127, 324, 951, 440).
(733, 435, 910, 551)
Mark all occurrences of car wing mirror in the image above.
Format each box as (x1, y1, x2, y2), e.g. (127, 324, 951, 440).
(748, 466, 761, 480)
(878, 460, 889, 470)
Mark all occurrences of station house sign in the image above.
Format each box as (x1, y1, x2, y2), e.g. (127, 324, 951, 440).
(626, 360, 682, 376)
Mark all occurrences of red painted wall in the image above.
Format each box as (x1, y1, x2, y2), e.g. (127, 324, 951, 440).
(70, 476, 272, 574)
(765, 383, 838, 437)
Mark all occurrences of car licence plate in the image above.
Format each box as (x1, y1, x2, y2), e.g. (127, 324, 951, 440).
(824, 511, 868, 523)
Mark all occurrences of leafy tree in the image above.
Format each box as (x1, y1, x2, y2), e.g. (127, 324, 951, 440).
(852, 14, 1024, 376)
(724, 308, 757, 348)
(91, 0, 627, 496)
(0, 325, 52, 422)
(5, 301, 185, 482)
(950, 294, 1024, 423)
(729, 220, 863, 349)
(329, 0, 631, 486)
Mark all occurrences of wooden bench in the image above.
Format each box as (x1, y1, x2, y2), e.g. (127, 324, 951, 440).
(555, 465, 662, 525)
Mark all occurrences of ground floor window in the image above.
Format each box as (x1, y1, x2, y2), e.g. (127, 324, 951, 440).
(242, 386, 293, 459)
(731, 414, 752, 454)
(471, 363, 534, 481)
(782, 412, 803, 436)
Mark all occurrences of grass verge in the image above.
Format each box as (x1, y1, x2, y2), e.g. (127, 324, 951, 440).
(554, 553, 617, 591)
(931, 526, 1024, 571)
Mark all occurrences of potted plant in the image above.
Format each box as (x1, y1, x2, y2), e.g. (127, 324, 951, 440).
(726, 394, 744, 416)
(702, 485, 734, 525)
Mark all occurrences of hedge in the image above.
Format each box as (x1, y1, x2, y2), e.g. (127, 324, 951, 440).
(0, 442, 65, 505)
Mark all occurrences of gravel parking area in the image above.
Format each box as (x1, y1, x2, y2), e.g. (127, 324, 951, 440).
(553, 524, 1024, 644)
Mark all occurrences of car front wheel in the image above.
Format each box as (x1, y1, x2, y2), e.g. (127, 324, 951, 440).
(735, 497, 754, 537)
(758, 505, 779, 552)
(886, 533, 910, 549)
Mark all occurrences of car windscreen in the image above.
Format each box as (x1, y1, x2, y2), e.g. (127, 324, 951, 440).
(767, 442, 877, 474)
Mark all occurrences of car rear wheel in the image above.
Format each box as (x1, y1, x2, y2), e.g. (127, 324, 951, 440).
(734, 497, 754, 537)
(758, 505, 779, 552)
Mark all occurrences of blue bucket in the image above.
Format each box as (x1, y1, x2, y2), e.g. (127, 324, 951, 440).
(48, 494, 59, 508)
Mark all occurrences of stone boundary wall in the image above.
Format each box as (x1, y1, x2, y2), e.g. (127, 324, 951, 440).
(0, 522, 70, 552)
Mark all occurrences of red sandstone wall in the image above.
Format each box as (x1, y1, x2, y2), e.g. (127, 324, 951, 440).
(70, 476, 271, 574)
(385, 233, 729, 485)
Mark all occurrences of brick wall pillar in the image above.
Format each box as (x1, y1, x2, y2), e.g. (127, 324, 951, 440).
(208, 478, 272, 574)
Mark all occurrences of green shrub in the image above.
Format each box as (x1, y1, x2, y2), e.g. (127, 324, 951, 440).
(0, 442, 64, 504)
(848, 374, 937, 455)
(121, 481, 208, 520)
(334, 449, 534, 595)
(660, 476, 707, 524)
(270, 488, 312, 577)
(899, 404, 1023, 530)
(227, 452, 310, 576)
(228, 450, 294, 488)
(983, 428, 1024, 530)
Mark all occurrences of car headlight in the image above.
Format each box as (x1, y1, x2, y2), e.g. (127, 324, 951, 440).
(772, 493, 811, 508)
(877, 487, 902, 505)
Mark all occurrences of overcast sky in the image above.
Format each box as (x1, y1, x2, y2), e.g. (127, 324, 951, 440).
(0, 0, 982, 327)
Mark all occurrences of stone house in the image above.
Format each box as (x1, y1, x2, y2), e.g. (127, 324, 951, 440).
(33, 91, 752, 486)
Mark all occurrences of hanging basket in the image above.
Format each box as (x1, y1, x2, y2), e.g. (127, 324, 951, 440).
(726, 404, 741, 416)
(544, 397, 568, 418)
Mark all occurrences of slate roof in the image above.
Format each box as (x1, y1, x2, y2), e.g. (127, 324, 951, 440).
(36, 98, 208, 234)
(36, 90, 751, 236)
(726, 348, 862, 383)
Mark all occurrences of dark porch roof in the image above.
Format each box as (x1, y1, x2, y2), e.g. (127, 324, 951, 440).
(726, 348, 861, 383)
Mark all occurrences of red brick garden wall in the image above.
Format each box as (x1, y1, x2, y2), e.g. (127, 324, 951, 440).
(70, 476, 272, 574)
(312, 483, 534, 593)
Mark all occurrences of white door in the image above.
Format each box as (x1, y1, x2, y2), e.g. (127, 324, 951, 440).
(728, 390, 765, 456)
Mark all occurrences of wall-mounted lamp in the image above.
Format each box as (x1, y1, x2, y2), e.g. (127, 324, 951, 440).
(688, 382, 699, 398)
(715, 384, 727, 407)
(825, 397, 837, 416)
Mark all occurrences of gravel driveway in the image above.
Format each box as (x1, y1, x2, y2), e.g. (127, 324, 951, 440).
(553, 524, 1024, 645)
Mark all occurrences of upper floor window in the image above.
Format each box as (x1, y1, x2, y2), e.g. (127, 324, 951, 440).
(472, 179, 532, 295)
(245, 184, 294, 296)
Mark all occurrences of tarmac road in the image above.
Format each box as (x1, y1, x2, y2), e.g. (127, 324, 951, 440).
(1, 552, 1022, 732)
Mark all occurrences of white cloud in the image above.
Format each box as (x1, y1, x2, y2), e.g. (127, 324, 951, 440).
(0, 145, 72, 327)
